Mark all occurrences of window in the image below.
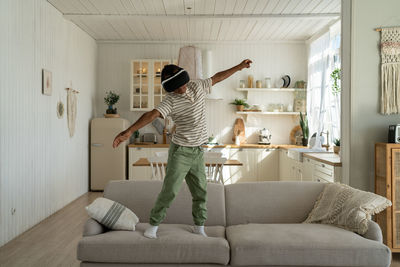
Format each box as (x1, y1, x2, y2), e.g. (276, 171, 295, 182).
(307, 21, 341, 146)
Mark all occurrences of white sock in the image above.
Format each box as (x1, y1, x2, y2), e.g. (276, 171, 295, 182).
(193, 225, 208, 237)
(144, 225, 158, 239)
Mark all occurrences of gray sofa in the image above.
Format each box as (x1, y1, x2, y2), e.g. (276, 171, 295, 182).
(77, 180, 391, 267)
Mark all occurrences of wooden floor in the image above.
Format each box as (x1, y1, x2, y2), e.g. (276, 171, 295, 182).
(0, 191, 102, 267)
(0, 191, 399, 267)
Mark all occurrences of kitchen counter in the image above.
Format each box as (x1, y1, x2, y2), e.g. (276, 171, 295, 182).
(303, 152, 342, 167)
(128, 143, 305, 149)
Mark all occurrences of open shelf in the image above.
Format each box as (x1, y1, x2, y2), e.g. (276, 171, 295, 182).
(237, 111, 300, 115)
(205, 98, 223, 101)
(236, 88, 306, 92)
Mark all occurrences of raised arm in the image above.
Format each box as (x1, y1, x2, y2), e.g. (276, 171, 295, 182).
(112, 109, 162, 148)
(211, 59, 252, 86)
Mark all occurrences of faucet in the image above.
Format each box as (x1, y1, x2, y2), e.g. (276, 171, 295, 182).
(320, 131, 329, 149)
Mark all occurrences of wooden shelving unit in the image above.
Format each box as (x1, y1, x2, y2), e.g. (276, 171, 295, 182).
(375, 143, 400, 252)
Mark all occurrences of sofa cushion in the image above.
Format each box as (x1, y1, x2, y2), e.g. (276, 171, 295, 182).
(77, 223, 229, 265)
(104, 180, 226, 226)
(85, 197, 139, 231)
(225, 181, 325, 225)
(304, 183, 392, 235)
(226, 223, 391, 266)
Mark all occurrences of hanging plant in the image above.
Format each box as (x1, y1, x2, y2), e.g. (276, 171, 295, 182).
(330, 68, 341, 95)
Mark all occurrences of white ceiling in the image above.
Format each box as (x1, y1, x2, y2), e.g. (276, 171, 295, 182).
(48, 0, 341, 42)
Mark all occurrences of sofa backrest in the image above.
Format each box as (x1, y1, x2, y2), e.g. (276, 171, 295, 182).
(225, 181, 325, 225)
(103, 180, 226, 226)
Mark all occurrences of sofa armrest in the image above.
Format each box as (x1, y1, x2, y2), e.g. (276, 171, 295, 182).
(82, 218, 108, 236)
(362, 220, 383, 242)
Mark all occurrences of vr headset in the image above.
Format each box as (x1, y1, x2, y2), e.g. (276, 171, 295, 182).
(161, 68, 190, 92)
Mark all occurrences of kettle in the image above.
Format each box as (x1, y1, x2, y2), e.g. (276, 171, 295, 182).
(258, 128, 272, 145)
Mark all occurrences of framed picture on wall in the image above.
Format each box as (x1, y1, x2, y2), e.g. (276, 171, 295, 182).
(42, 69, 52, 96)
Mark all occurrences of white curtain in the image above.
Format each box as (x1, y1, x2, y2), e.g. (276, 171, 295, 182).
(307, 22, 341, 147)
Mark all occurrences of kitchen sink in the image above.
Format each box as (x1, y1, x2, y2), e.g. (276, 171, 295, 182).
(287, 147, 327, 162)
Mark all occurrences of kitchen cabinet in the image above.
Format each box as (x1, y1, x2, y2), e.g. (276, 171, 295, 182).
(312, 160, 335, 183)
(256, 149, 279, 181)
(227, 148, 257, 183)
(149, 148, 169, 157)
(129, 147, 151, 180)
(303, 157, 341, 183)
(279, 150, 341, 182)
(130, 59, 176, 111)
(302, 158, 314, 181)
(128, 146, 342, 184)
(279, 149, 300, 181)
(279, 150, 289, 179)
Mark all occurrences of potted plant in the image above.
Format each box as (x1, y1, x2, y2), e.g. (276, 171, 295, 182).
(299, 112, 309, 146)
(333, 138, 340, 153)
(230, 98, 249, 111)
(330, 68, 341, 95)
(134, 130, 140, 143)
(104, 91, 120, 114)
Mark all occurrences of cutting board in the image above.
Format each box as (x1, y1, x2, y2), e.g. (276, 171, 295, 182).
(232, 118, 246, 144)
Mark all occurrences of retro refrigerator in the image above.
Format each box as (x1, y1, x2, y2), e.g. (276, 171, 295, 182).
(90, 118, 130, 191)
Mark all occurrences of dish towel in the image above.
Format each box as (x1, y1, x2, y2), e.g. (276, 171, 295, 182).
(67, 89, 77, 137)
(380, 27, 400, 115)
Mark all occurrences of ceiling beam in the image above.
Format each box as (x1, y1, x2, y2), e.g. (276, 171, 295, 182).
(96, 39, 306, 45)
(64, 13, 340, 21)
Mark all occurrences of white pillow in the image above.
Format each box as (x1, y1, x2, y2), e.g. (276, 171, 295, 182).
(304, 183, 391, 235)
(85, 197, 139, 231)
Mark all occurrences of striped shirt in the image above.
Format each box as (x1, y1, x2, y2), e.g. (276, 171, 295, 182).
(155, 78, 212, 147)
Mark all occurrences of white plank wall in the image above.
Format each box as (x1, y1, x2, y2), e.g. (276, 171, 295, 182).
(0, 0, 97, 247)
(97, 42, 307, 144)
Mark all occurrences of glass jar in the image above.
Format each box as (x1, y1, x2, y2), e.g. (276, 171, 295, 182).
(256, 80, 262, 88)
(265, 77, 272, 88)
(239, 80, 246, 88)
(248, 75, 254, 88)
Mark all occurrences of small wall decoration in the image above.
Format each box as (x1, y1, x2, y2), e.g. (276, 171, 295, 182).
(56, 100, 64, 119)
(42, 69, 52, 95)
(379, 27, 400, 115)
(66, 88, 78, 137)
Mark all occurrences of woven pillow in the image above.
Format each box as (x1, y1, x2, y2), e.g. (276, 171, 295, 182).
(85, 197, 139, 231)
(304, 183, 391, 235)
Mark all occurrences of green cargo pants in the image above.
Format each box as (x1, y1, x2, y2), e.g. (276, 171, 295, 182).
(149, 141, 207, 226)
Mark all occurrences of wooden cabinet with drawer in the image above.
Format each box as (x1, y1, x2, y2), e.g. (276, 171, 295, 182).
(313, 160, 335, 183)
(375, 143, 400, 252)
(302, 156, 342, 183)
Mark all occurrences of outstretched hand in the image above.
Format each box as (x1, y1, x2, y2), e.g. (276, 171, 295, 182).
(238, 59, 252, 70)
(113, 129, 132, 148)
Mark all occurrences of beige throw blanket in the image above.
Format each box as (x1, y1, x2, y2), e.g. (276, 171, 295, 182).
(304, 183, 391, 235)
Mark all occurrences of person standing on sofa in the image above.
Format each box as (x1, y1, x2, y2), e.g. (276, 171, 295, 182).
(112, 59, 252, 239)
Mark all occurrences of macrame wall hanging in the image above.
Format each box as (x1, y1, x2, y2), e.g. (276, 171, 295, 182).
(380, 27, 400, 115)
(66, 88, 78, 137)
